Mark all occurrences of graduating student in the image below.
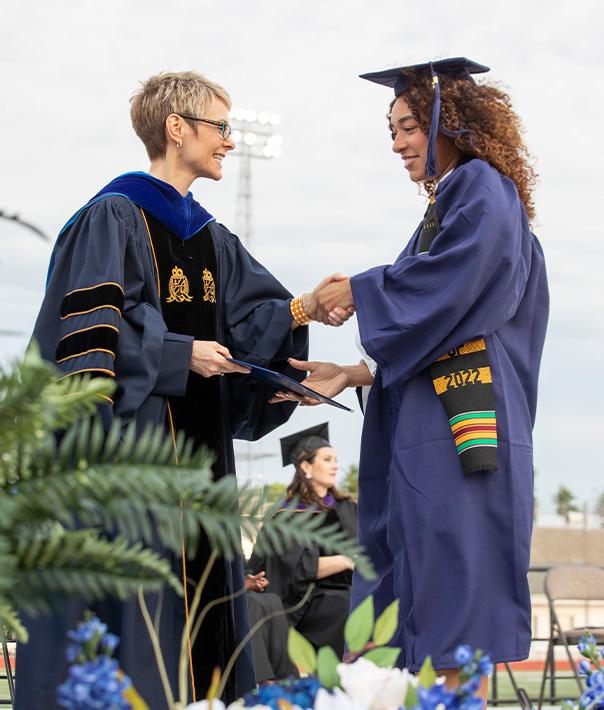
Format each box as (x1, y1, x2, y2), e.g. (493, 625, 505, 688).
(14, 71, 331, 709)
(248, 424, 357, 658)
(276, 58, 549, 701)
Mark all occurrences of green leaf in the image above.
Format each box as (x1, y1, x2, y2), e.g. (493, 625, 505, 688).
(418, 655, 436, 688)
(287, 627, 317, 674)
(317, 646, 341, 689)
(372, 599, 399, 646)
(363, 646, 401, 668)
(344, 595, 374, 653)
(404, 682, 418, 708)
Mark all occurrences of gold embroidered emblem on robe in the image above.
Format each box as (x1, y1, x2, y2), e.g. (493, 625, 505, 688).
(166, 266, 193, 303)
(202, 268, 216, 304)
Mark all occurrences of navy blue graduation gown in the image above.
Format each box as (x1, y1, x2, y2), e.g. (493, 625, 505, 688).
(15, 194, 308, 708)
(349, 158, 548, 671)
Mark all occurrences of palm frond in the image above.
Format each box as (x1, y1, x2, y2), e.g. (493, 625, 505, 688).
(0, 344, 115, 483)
(1, 346, 376, 649)
(15, 527, 182, 616)
(0, 601, 27, 643)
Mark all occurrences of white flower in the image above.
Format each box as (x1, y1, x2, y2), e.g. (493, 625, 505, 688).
(315, 687, 369, 710)
(224, 703, 299, 710)
(336, 657, 410, 710)
(186, 701, 226, 710)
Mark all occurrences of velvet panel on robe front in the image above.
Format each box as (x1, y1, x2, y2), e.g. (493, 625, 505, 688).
(349, 159, 548, 671)
(15, 195, 308, 709)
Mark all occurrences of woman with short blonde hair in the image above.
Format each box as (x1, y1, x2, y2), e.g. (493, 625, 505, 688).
(16, 70, 310, 709)
(130, 71, 231, 159)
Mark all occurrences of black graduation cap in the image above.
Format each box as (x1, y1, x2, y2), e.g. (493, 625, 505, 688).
(359, 57, 490, 177)
(280, 423, 330, 467)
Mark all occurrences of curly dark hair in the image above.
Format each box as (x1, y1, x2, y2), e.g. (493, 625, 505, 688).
(286, 447, 350, 510)
(393, 71, 537, 221)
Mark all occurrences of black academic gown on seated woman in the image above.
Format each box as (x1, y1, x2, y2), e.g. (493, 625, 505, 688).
(15, 172, 308, 709)
(249, 498, 357, 658)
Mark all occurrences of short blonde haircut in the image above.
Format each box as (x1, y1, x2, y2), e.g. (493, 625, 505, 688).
(130, 71, 231, 160)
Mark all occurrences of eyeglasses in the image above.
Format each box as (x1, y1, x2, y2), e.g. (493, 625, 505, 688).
(178, 114, 232, 139)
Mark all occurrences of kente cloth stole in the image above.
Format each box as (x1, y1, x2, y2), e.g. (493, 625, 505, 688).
(420, 200, 498, 474)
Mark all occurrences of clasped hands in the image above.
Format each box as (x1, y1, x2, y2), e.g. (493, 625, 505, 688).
(245, 570, 269, 593)
(189, 274, 354, 379)
(304, 273, 355, 327)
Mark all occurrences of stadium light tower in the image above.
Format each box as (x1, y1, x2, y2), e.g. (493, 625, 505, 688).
(229, 107, 283, 251)
(229, 108, 283, 484)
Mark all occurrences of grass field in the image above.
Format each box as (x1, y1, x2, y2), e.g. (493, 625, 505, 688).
(491, 669, 582, 705)
(0, 678, 10, 706)
(0, 670, 584, 707)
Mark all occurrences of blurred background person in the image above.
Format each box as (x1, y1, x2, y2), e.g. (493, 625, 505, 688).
(244, 570, 298, 683)
(248, 424, 357, 658)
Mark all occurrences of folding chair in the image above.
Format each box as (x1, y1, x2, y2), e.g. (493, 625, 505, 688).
(537, 565, 604, 709)
(490, 662, 532, 708)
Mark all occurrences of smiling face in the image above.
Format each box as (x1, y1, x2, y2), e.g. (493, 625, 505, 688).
(178, 96, 235, 181)
(389, 95, 461, 181)
(301, 446, 339, 495)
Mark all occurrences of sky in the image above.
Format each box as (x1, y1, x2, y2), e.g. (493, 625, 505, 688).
(0, 0, 602, 514)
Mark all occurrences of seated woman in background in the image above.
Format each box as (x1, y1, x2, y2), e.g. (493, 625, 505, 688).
(245, 570, 297, 683)
(248, 423, 357, 658)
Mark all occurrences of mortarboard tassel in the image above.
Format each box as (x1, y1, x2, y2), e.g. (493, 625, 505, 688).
(425, 64, 441, 178)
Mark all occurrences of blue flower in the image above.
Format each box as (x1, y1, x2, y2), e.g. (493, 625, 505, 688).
(58, 625, 132, 710)
(477, 654, 493, 677)
(58, 659, 131, 708)
(100, 633, 120, 654)
(454, 645, 474, 667)
(67, 617, 107, 645)
(418, 682, 455, 709)
(65, 643, 83, 663)
(587, 671, 604, 689)
(459, 676, 481, 695)
(579, 660, 592, 677)
(242, 676, 321, 709)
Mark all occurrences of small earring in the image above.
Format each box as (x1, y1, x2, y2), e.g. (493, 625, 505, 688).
(176, 141, 182, 148)
(305, 472, 312, 480)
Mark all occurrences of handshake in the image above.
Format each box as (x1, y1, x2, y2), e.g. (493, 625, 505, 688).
(300, 273, 355, 327)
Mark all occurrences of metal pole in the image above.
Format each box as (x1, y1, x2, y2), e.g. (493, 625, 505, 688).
(234, 143, 255, 482)
(236, 144, 253, 251)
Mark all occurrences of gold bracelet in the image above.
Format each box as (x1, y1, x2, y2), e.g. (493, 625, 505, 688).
(290, 295, 312, 325)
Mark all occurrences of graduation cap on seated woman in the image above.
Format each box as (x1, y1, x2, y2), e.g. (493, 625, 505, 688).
(279, 423, 343, 511)
(280, 422, 330, 468)
(359, 57, 489, 177)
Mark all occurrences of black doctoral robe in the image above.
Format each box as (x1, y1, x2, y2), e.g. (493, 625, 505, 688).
(15, 177, 308, 709)
(249, 498, 357, 658)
